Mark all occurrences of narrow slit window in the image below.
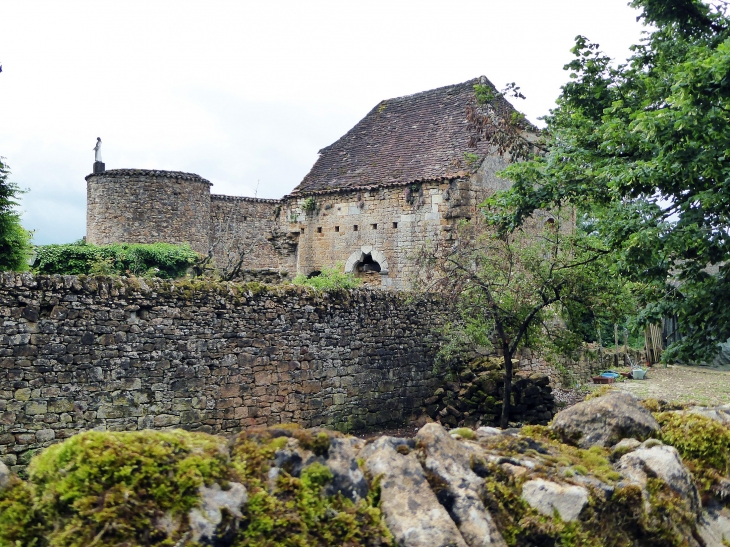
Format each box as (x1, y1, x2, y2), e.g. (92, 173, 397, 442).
(317, 227, 322, 233)
(353, 225, 358, 232)
(392, 222, 398, 229)
(335, 226, 340, 232)
(300, 227, 305, 234)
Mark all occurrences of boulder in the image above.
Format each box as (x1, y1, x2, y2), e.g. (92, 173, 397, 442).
(520, 479, 588, 522)
(616, 444, 700, 514)
(361, 436, 468, 547)
(415, 423, 507, 547)
(323, 436, 369, 502)
(0, 460, 10, 492)
(686, 404, 730, 426)
(188, 482, 248, 545)
(551, 392, 659, 448)
(271, 433, 369, 502)
(698, 504, 730, 547)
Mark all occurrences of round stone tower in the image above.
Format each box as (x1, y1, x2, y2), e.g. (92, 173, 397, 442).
(86, 169, 212, 255)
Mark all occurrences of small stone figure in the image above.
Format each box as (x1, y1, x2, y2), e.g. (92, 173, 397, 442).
(93, 137, 102, 162)
(92, 138, 105, 173)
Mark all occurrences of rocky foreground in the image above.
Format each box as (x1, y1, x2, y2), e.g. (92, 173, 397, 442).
(1, 392, 730, 546)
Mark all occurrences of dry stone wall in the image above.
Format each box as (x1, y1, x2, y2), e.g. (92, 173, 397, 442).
(86, 169, 212, 255)
(0, 273, 446, 472)
(209, 195, 286, 273)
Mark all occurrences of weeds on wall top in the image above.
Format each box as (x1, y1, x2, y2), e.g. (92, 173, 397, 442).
(293, 264, 362, 290)
(33, 240, 199, 279)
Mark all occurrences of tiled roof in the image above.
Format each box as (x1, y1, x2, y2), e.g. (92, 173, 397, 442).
(291, 76, 524, 194)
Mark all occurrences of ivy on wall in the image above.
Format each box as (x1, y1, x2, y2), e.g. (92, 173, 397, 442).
(33, 241, 199, 279)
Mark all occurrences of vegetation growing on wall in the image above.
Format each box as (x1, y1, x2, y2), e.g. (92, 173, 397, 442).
(33, 241, 200, 278)
(293, 265, 362, 290)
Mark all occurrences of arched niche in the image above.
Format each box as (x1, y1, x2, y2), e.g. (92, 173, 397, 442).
(344, 245, 389, 276)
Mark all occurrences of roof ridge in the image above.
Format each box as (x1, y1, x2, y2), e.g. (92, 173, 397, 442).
(293, 75, 526, 194)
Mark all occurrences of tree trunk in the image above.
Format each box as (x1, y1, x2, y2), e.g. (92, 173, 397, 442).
(500, 351, 513, 429)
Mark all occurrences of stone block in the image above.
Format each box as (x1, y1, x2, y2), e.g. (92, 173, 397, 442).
(35, 429, 55, 442)
(25, 400, 47, 415)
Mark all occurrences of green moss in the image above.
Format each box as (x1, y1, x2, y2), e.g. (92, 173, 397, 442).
(519, 427, 621, 484)
(584, 385, 614, 400)
(230, 428, 392, 546)
(0, 429, 231, 547)
(293, 430, 331, 457)
(0, 477, 44, 546)
(0, 427, 393, 546)
(483, 461, 697, 547)
(654, 411, 730, 500)
(641, 399, 688, 413)
(451, 427, 476, 440)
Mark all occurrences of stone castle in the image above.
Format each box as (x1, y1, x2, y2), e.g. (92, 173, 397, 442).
(86, 77, 531, 288)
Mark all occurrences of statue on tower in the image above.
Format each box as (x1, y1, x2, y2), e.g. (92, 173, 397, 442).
(93, 137, 105, 173)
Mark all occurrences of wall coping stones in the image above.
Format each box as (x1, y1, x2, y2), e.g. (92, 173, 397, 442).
(85, 169, 212, 185)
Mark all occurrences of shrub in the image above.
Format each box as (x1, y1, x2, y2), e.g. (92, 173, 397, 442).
(293, 264, 362, 290)
(33, 241, 199, 278)
(0, 157, 33, 272)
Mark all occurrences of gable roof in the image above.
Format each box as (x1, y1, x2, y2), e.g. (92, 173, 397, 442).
(290, 76, 526, 195)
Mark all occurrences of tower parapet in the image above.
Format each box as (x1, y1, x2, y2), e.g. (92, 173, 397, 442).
(86, 169, 212, 255)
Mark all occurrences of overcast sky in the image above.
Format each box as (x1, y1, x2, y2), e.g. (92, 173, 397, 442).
(1, 1, 645, 245)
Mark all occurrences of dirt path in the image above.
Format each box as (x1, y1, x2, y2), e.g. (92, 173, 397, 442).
(607, 365, 730, 406)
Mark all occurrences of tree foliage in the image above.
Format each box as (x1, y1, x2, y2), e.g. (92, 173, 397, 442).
(0, 157, 33, 271)
(489, 0, 730, 362)
(417, 215, 629, 427)
(33, 241, 199, 279)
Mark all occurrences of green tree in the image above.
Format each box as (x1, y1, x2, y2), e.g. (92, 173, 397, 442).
(0, 157, 32, 271)
(417, 214, 628, 428)
(488, 0, 730, 363)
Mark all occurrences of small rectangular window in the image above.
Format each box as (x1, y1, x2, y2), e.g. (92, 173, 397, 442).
(317, 227, 322, 233)
(392, 222, 398, 229)
(300, 227, 305, 234)
(353, 225, 358, 232)
(243, 216, 248, 221)
(371, 223, 377, 230)
(335, 226, 340, 232)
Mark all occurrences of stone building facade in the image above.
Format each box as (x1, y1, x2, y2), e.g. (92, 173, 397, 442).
(86, 77, 532, 288)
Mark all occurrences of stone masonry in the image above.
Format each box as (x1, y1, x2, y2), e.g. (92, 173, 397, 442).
(0, 273, 447, 472)
(86, 170, 213, 255)
(84, 77, 538, 288)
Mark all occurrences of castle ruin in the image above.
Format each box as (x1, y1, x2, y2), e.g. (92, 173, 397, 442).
(86, 77, 528, 288)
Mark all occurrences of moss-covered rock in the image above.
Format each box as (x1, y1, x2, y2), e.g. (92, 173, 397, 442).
(0, 427, 392, 547)
(3, 417, 730, 547)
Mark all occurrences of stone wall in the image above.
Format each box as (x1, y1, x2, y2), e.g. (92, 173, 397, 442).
(283, 173, 505, 290)
(86, 169, 213, 255)
(0, 273, 446, 472)
(209, 195, 289, 274)
(516, 346, 647, 387)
